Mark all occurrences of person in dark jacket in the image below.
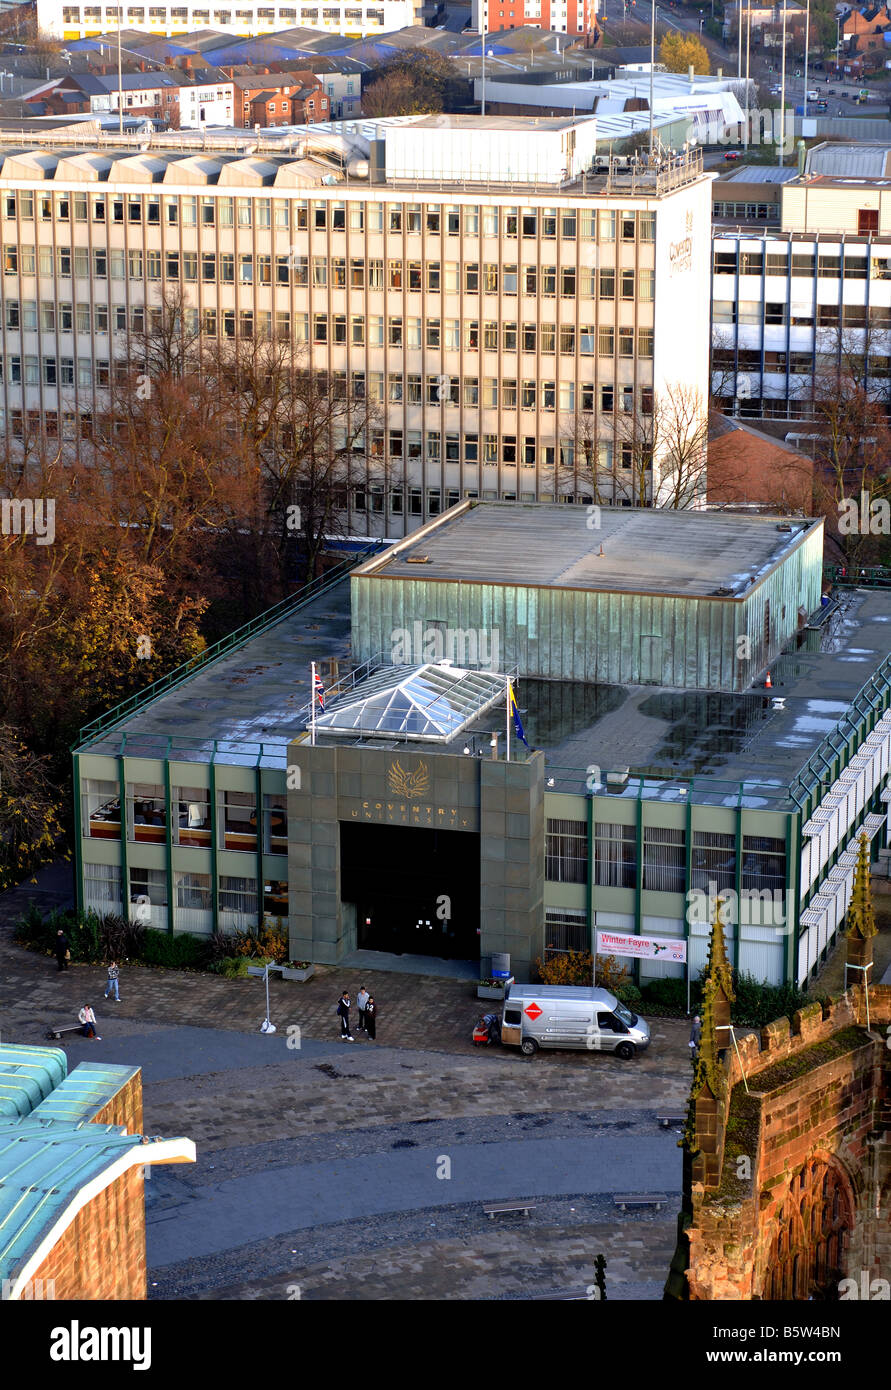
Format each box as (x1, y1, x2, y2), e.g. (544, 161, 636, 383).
(689, 1015, 702, 1053)
(337, 991, 353, 1040)
(55, 930, 69, 972)
(365, 994, 376, 1040)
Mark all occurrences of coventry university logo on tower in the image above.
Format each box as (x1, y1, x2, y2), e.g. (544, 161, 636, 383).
(387, 760, 430, 800)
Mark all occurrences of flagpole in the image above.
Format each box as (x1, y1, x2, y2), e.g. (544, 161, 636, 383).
(311, 661, 317, 747)
(505, 677, 511, 763)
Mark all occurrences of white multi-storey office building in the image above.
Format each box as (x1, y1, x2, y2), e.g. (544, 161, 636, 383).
(712, 143, 891, 423)
(0, 118, 711, 534)
(38, 0, 421, 39)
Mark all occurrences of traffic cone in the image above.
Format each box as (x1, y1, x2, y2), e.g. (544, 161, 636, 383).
(765, 671, 772, 689)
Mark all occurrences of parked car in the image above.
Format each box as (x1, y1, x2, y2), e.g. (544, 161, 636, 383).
(723, 150, 741, 160)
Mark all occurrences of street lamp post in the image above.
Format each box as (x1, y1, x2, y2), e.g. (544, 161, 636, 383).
(481, 14, 487, 116)
(779, 0, 787, 166)
(649, 0, 656, 158)
(803, 0, 810, 120)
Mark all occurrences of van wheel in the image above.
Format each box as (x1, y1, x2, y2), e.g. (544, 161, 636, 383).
(615, 1041, 635, 1060)
(520, 1038, 539, 1056)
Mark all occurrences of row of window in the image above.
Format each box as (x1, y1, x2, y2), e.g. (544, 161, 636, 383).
(362, 433, 643, 468)
(84, 862, 289, 927)
(714, 299, 891, 329)
(83, 780, 287, 854)
(714, 348, 891, 377)
(714, 248, 891, 280)
(0, 190, 654, 243)
(546, 819, 787, 893)
(1, 245, 653, 304)
(713, 201, 778, 222)
(65, 6, 386, 22)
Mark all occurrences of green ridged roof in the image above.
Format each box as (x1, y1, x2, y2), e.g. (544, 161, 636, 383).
(0, 1045, 194, 1295)
(0, 1045, 67, 1119)
(31, 1062, 141, 1125)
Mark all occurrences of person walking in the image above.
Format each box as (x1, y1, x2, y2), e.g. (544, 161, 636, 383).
(689, 1014, 701, 1054)
(365, 994, 377, 1040)
(55, 929, 69, 972)
(356, 984, 369, 1031)
(78, 1005, 101, 1041)
(104, 961, 121, 1001)
(337, 990, 353, 1040)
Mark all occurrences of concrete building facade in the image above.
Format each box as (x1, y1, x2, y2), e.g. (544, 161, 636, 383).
(0, 120, 712, 527)
(711, 145, 891, 423)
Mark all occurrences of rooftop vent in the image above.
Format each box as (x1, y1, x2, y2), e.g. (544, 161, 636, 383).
(776, 522, 793, 532)
(710, 586, 733, 596)
(404, 554, 431, 564)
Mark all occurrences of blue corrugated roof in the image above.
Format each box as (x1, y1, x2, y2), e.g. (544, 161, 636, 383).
(31, 1062, 141, 1125)
(0, 1118, 152, 1287)
(0, 1045, 67, 1120)
(0, 1046, 194, 1294)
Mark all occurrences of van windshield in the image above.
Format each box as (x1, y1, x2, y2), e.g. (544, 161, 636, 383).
(614, 1000, 638, 1028)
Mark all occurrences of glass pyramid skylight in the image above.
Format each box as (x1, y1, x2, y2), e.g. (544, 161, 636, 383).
(313, 663, 506, 742)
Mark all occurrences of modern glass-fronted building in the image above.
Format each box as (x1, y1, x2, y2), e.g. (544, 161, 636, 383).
(73, 503, 891, 986)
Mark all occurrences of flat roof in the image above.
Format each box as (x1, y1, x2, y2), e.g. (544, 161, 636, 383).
(76, 577, 357, 766)
(355, 502, 821, 600)
(405, 113, 595, 132)
(525, 588, 891, 802)
(76, 572, 891, 807)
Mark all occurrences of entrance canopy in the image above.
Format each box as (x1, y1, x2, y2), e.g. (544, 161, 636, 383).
(313, 662, 506, 743)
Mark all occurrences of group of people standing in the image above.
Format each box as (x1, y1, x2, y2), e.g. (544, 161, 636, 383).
(336, 986, 377, 1041)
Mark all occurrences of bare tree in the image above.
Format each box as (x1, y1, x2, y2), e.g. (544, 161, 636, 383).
(613, 383, 709, 509)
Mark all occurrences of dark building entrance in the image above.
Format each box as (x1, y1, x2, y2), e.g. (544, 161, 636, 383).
(340, 821, 480, 960)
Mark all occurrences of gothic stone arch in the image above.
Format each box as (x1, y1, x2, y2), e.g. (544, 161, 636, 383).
(761, 1155, 855, 1301)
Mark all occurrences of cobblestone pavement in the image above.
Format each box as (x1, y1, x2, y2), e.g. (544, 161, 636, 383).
(0, 875, 690, 1301)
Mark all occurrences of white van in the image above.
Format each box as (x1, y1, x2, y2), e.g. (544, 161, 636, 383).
(501, 983, 651, 1059)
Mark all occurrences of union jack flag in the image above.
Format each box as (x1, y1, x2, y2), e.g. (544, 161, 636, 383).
(314, 670, 325, 712)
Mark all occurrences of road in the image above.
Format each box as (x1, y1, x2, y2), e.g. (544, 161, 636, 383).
(92, 1023, 687, 1299)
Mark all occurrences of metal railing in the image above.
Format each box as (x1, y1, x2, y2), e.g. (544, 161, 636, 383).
(826, 564, 891, 588)
(789, 650, 891, 817)
(74, 539, 386, 750)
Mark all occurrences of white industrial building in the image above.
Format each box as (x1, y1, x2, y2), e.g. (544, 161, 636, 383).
(0, 115, 712, 528)
(712, 142, 891, 421)
(37, 0, 421, 39)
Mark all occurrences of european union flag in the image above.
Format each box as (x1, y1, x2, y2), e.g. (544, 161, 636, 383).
(508, 682, 529, 748)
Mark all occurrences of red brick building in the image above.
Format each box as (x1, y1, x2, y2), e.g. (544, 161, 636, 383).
(666, 857, 891, 1301)
(235, 71, 330, 129)
(706, 413, 814, 513)
(474, 0, 593, 37)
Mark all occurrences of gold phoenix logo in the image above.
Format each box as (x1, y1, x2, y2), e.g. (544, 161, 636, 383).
(387, 759, 430, 799)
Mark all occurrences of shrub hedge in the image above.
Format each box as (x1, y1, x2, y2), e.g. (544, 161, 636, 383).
(13, 905, 279, 974)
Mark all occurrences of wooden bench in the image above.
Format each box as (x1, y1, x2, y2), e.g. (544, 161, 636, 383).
(612, 1193, 669, 1212)
(482, 1200, 537, 1220)
(45, 1023, 83, 1040)
(656, 1114, 686, 1129)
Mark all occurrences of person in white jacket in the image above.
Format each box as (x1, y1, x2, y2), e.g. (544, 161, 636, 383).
(78, 1005, 101, 1040)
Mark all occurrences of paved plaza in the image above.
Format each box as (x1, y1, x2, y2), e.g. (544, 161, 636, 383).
(0, 871, 691, 1301)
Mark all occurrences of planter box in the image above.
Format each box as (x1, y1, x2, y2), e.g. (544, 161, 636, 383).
(281, 964, 315, 982)
(478, 976, 513, 1000)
